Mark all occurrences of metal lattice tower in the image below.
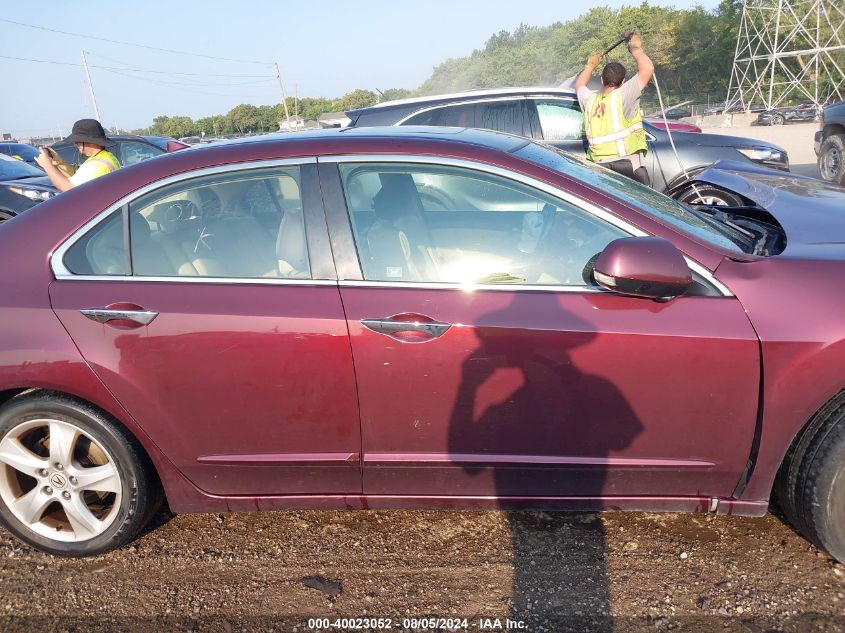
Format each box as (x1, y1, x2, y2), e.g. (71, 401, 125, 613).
(727, 0, 845, 110)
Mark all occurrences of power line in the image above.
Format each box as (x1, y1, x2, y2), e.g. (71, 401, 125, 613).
(97, 67, 283, 99)
(84, 51, 274, 78)
(0, 17, 274, 66)
(0, 54, 275, 81)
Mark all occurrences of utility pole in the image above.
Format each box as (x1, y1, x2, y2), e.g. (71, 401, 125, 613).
(274, 62, 292, 131)
(80, 50, 102, 121)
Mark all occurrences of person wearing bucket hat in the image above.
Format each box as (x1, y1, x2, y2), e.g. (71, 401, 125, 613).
(35, 119, 120, 192)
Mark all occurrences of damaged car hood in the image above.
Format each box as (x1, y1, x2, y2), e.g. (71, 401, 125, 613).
(695, 161, 845, 259)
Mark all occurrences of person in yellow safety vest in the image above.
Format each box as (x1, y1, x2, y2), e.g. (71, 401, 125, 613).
(35, 119, 120, 192)
(574, 34, 655, 186)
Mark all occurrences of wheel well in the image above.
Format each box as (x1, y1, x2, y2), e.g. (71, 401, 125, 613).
(779, 390, 845, 478)
(663, 167, 709, 195)
(0, 387, 163, 493)
(823, 123, 845, 140)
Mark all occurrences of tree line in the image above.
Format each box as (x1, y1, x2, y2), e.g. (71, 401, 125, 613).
(132, 1, 742, 137)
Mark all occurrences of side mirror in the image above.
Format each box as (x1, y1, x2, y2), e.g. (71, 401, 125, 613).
(593, 237, 692, 300)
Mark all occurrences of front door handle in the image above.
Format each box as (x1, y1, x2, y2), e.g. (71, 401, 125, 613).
(361, 313, 451, 342)
(80, 304, 158, 327)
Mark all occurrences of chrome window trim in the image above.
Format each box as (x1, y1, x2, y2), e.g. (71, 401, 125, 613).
(51, 275, 337, 287)
(319, 154, 733, 297)
(394, 96, 528, 126)
(51, 157, 317, 280)
(339, 280, 603, 293)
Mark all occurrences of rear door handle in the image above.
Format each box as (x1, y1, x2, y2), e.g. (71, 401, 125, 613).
(361, 313, 451, 341)
(80, 305, 158, 326)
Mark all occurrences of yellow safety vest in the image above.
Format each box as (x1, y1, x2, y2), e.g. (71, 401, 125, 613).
(584, 89, 647, 161)
(69, 149, 120, 186)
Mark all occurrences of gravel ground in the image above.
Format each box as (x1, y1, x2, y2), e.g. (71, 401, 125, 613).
(2, 506, 844, 632)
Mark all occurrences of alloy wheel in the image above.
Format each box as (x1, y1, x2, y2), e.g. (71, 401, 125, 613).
(0, 418, 122, 542)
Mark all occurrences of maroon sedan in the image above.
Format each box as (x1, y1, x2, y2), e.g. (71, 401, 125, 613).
(0, 127, 843, 560)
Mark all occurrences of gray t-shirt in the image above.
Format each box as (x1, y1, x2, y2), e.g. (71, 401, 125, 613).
(577, 79, 646, 165)
(577, 78, 643, 119)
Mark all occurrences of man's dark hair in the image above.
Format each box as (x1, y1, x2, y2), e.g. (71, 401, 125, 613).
(601, 62, 626, 88)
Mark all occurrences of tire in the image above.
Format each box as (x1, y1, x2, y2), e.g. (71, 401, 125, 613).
(0, 210, 13, 225)
(0, 392, 161, 556)
(817, 134, 845, 186)
(772, 114, 785, 125)
(673, 183, 743, 207)
(775, 395, 845, 562)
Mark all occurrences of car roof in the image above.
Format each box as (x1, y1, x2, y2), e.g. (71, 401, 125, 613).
(347, 87, 577, 117)
(178, 126, 532, 156)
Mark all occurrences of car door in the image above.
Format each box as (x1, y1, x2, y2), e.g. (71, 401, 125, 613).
(320, 156, 760, 500)
(49, 160, 362, 496)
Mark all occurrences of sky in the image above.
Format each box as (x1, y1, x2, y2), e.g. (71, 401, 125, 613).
(1, 0, 720, 138)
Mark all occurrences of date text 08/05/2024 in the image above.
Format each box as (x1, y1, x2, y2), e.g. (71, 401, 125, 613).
(306, 617, 527, 630)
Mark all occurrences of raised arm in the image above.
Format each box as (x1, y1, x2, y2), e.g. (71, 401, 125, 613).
(628, 34, 654, 90)
(574, 53, 603, 92)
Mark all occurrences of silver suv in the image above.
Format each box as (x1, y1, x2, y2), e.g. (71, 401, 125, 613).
(347, 88, 790, 205)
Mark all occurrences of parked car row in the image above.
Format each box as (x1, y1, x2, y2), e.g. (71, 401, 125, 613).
(0, 135, 186, 223)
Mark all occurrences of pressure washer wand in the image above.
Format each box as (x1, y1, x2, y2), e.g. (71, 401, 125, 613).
(602, 32, 634, 58)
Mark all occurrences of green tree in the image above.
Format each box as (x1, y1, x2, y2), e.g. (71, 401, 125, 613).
(227, 104, 261, 134)
(339, 89, 378, 111)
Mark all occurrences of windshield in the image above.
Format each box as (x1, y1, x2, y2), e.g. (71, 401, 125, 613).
(515, 142, 744, 254)
(0, 154, 44, 179)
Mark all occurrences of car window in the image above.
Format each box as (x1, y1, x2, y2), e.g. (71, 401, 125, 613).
(475, 101, 526, 136)
(404, 100, 527, 135)
(338, 162, 628, 285)
(64, 210, 127, 275)
(534, 99, 585, 141)
(117, 141, 163, 166)
(405, 104, 476, 127)
(64, 166, 310, 279)
(514, 141, 745, 254)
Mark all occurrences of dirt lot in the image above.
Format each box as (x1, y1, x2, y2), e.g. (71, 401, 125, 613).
(701, 122, 820, 178)
(2, 504, 845, 632)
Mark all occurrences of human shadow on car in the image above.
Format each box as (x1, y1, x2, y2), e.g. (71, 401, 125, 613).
(447, 292, 643, 631)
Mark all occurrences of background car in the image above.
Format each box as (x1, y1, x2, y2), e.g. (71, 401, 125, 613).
(345, 87, 789, 205)
(655, 107, 691, 120)
(645, 118, 702, 133)
(0, 128, 844, 563)
(0, 142, 41, 168)
(0, 154, 57, 223)
(50, 134, 171, 171)
(141, 136, 190, 152)
(757, 101, 819, 125)
(815, 100, 845, 186)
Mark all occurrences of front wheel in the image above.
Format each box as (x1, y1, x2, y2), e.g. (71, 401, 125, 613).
(0, 393, 160, 556)
(776, 396, 845, 562)
(0, 210, 14, 225)
(772, 114, 785, 125)
(673, 183, 743, 207)
(818, 134, 845, 186)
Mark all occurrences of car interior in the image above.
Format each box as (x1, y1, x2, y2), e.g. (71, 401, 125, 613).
(341, 166, 627, 286)
(66, 170, 310, 279)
